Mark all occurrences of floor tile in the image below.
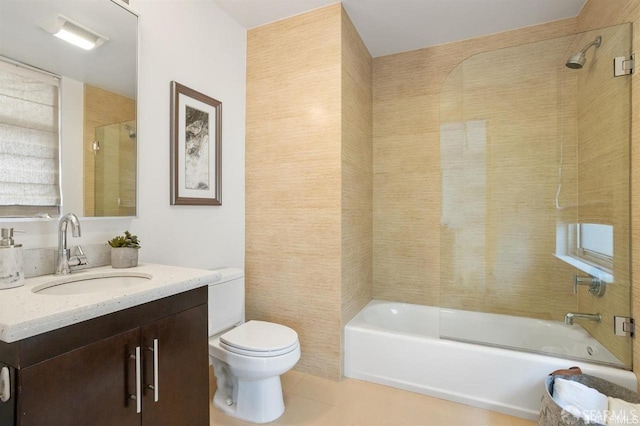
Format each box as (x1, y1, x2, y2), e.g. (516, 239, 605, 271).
(209, 369, 537, 426)
(281, 369, 305, 392)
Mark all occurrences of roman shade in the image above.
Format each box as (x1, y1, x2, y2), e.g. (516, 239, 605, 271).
(0, 59, 61, 215)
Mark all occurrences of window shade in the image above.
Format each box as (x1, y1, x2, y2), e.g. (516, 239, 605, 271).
(0, 59, 61, 210)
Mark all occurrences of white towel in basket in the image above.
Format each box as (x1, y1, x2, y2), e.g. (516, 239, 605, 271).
(553, 378, 608, 424)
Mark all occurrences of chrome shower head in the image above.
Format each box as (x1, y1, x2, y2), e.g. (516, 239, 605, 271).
(566, 36, 601, 69)
(566, 52, 586, 69)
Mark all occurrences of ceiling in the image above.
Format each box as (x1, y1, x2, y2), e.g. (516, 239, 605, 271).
(0, 0, 137, 97)
(212, 0, 587, 57)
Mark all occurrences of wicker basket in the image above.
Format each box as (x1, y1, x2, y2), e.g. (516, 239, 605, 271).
(538, 374, 640, 426)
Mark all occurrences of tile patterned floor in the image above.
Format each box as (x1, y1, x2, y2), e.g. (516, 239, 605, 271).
(209, 368, 537, 426)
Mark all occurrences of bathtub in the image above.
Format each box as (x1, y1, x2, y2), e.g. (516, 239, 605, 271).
(344, 300, 637, 420)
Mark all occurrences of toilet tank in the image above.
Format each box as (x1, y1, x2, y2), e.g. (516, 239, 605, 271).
(208, 268, 245, 336)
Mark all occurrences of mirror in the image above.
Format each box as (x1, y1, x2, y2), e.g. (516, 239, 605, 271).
(0, 0, 137, 217)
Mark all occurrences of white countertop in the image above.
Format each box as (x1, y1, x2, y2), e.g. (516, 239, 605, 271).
(0, 263, 221, 343)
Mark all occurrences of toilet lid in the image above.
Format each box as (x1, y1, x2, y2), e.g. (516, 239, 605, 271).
(220, 320, 299, 356)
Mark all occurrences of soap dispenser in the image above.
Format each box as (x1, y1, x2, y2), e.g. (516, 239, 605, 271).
(0, 228, 24, 289)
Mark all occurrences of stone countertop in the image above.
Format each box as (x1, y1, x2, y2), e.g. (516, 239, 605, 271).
(0, 263, 220, 343)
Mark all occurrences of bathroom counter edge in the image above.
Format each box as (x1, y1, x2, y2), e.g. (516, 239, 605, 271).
(0, 263, 220, 343)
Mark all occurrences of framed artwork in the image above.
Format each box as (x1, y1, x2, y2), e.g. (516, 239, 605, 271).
(170, 81, 221, 205)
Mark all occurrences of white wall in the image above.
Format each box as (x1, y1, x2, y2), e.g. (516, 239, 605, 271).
(61, 76, 84, 216)
(2, 0, 246, 272)
(132, 0, 246, 270)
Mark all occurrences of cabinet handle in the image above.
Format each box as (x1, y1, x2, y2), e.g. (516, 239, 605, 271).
(0, 367, 10, 402)
(146, 338, 159, 402)
(129, 346, 141, 413)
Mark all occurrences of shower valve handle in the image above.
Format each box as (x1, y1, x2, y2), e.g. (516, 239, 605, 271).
(574, 275, 606, 297)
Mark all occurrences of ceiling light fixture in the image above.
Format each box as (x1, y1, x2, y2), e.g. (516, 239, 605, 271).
(49, 15, 109, 51)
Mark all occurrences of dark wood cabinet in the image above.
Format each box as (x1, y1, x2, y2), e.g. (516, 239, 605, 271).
(141, 306, 209, 425)
(0, 287, 209, 426)
(19, 328, 141, 426)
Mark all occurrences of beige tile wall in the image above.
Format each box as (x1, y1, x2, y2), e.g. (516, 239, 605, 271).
(576, 0, 640, 383)
(340, 7, 372, 361)
(83, 84, 136, 216)
(373, 43, 461, 305)
(372, 18, 577, 310)
(246, 4, 372, 380)
(571, 24, 632, 368)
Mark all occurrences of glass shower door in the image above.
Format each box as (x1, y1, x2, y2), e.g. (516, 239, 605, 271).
(93, 120, 137, 217)
(438, 23, 632, 368)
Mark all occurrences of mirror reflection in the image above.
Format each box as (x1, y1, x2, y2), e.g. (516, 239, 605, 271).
(0, 0, 137, 218)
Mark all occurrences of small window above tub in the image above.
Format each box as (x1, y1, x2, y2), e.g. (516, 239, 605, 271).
(576, 223, 613, 264)
(555, 223, 613, 283)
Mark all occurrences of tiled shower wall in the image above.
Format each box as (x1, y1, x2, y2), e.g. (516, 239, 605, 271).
(575, 0, 640, 386)
(572, 23, 632, 368)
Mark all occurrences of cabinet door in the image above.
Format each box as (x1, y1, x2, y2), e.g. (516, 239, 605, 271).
(140, 304, 209, 426)
(18, 328, 141, 426)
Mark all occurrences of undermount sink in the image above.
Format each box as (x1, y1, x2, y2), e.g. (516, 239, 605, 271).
(33, 272, 153, 296)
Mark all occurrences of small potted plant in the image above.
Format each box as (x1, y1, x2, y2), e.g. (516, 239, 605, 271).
(108, 230, 141, 268)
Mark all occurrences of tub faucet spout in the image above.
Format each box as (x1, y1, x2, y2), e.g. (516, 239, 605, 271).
(565, 312, 601, 325)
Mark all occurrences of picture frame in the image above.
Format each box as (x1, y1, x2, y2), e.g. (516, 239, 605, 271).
(170, 81, 222, 205)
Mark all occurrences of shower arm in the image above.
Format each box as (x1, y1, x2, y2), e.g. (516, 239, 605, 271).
(579, 36, 602, 54)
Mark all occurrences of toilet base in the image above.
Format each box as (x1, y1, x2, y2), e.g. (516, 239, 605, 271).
(213, 375, 285, 424)
(208, 329, 300, 424)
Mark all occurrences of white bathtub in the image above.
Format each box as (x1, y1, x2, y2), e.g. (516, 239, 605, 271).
(344, 300, 637, 420)
(439, 308, 625, 366)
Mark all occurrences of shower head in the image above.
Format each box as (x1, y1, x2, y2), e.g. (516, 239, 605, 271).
(565, 36, 601, 69)
(566, 52, 587, 69)
(124, 124, 137, 139)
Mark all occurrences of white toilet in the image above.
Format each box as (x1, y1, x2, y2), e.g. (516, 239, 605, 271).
(208, 268, 300, 423)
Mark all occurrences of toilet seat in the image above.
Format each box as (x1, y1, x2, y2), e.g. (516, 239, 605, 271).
(220, 320, 299, 357)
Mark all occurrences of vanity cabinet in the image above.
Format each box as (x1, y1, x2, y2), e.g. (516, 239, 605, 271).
(0, 287, 209, 426)
(20, 328, 141, 425)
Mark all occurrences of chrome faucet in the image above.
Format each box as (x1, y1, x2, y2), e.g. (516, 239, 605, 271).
(55, 213, 87, 275)
(565, 312, 601, 325)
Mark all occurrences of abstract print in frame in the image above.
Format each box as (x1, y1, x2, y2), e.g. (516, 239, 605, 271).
(170, 81, 221, 205)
